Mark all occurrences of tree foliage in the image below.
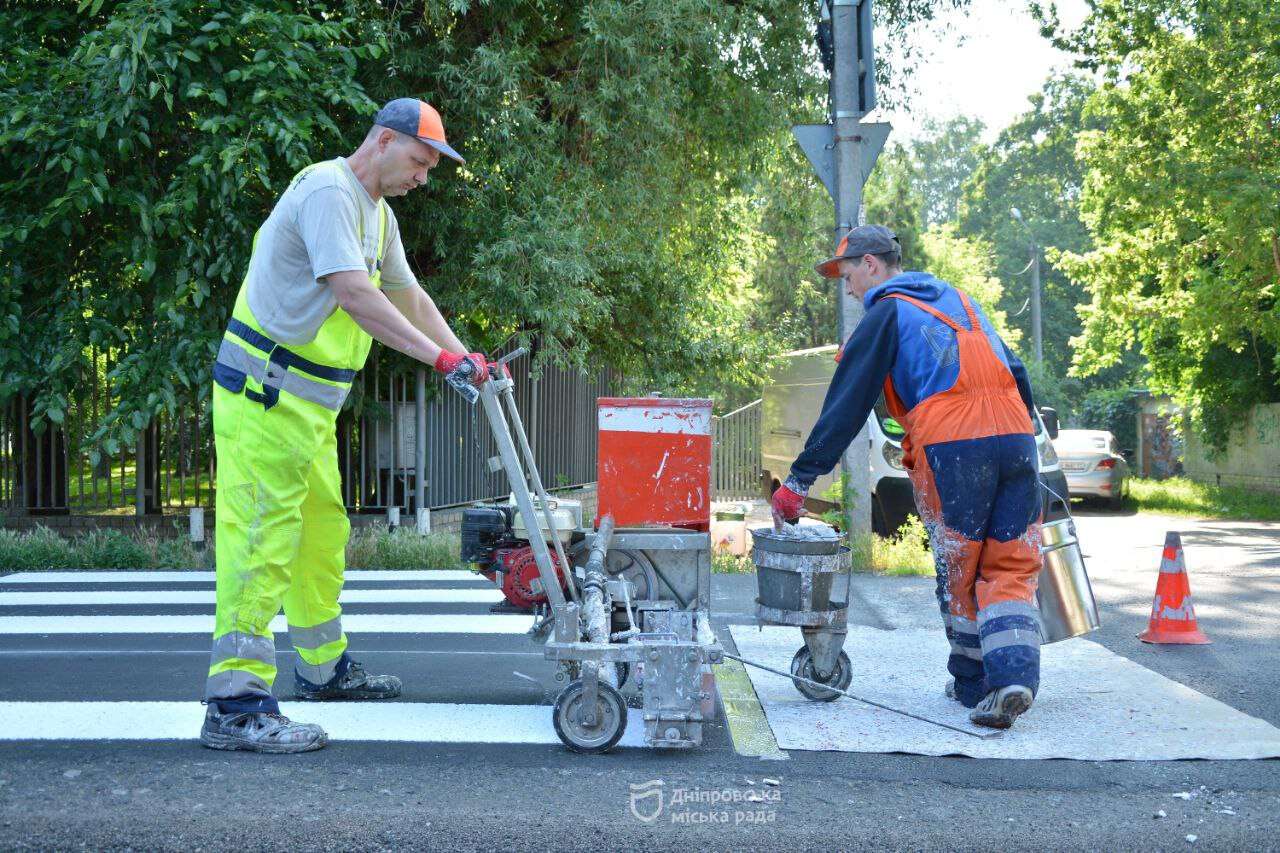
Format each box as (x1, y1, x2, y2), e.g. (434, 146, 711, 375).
(1047, 0, 1280, 449)
(920, 223, 1015, 344)
(2, 0, 976, 456)
(911, 115, 986, 226)
(956, 73, 1098, 380)
(1, 0, 387, 458)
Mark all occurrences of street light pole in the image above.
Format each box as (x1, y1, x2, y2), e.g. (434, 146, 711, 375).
(1010, 207, 1043, 363)
(1030, 241, 1042, 363)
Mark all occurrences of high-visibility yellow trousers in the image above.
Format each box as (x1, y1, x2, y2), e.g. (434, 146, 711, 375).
(203, 384, 350, 712)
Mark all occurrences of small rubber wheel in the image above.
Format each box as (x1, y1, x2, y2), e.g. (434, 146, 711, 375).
(553, 678, 628, 754)
(790, 647, 852, 702)
(615, 661, 630, 689)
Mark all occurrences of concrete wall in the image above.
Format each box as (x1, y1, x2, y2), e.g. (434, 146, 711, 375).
(1184, 404, 1280, 493)
(1, 485, 600, 539)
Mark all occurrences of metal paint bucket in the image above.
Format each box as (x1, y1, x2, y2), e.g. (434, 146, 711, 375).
(749, 528, 847, 626)
(1037, 517, 1101, 643)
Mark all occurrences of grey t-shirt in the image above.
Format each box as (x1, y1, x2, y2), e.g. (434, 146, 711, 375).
(244, 157, 416, 345)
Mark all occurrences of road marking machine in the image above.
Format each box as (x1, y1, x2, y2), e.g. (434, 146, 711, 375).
(450, 349, 723, 753)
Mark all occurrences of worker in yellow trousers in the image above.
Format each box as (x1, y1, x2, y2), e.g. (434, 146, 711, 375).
(200, 99, 489, 753)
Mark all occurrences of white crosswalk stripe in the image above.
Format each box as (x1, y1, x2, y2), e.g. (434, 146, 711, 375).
(0, 588, 505, 606)
(0, 570, 484, 584)
(0, 701, 647, 747)
(0, 568, 612, 748)
(0, 613, 534, 635)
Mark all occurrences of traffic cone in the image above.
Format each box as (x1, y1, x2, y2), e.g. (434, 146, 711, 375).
(1138, 531, 1211, 644)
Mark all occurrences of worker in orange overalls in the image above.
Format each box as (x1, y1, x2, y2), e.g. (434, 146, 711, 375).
(771, 225, 1044, 729)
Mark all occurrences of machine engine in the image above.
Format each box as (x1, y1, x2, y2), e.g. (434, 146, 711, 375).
(461, 506, 567, 610)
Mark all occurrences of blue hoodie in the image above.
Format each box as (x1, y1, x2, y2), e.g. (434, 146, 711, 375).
(788, 272, 1036, 491)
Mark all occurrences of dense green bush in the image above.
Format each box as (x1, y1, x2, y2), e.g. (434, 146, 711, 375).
(0, 524, 464, 570)
(1078, 387, 1138, 455)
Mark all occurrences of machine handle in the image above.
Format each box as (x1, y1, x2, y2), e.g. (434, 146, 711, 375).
(497, 347, 527, 367)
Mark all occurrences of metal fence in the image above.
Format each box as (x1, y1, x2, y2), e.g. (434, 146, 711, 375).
(712, 399, 762, 500)
(0, 346, 616, 517)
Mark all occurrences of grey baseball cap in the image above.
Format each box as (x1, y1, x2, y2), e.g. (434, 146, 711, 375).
(815, 225, 900, 278)
(373, 98, 465, 164)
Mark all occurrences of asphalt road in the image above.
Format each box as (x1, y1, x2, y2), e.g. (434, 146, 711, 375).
(1, 509, 1278, 851)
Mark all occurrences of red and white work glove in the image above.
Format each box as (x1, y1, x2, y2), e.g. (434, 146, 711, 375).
(770, 477, 808, 528)
(433, 351, 489, 389)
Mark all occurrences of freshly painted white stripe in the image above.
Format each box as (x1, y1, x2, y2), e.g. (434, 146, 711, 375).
(597, 405, 711, 435)
(0, 570, 483, 585)
(0, 587, 503, 606)
(0, 701, 646, 747)
(0, 649, 544, 657)
(0, 613, 533, 635)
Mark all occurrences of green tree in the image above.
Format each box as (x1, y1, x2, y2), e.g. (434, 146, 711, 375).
(911, 115, 987, 226)
(921, 223, 1016, 344)
(864, 144, 928, 269)
(0, 0, 385, 460)
(957, 74, 1098, 382)
(1, 0, 974, 455)
(1048, 0, 1280, 449)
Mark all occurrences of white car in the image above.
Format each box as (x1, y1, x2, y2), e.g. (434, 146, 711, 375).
(1053, 429, 1131, 509)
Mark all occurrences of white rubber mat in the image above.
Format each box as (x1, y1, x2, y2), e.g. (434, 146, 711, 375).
(728, 625, 1280, 760)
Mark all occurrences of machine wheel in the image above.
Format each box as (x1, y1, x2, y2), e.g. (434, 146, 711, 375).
(615, 661, 631, 688)
(789, 647, 852, 702)
(553, 678, 628, 754)
(570, 543, 660, 601)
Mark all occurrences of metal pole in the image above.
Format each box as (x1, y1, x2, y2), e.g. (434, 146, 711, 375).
(1030, 241, 1043, 363)
(832, 0, 872, 539)
(415, 367, 426, 517)
(134, 431, 145, 517)
(477, 381, 567, 611)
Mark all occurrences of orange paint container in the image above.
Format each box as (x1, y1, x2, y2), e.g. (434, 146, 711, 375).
(596, 398, 712, 528)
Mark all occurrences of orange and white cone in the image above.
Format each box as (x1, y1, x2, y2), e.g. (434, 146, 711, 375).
(1138, 531, 1210, 645)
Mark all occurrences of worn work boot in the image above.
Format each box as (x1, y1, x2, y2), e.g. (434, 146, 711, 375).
(969, 685, 1034, 729)
(294, 659, 402, 701)
(199, 705, 327, 754)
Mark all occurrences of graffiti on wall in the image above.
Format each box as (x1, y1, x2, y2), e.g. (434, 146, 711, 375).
(1141, 413, 1183, 479)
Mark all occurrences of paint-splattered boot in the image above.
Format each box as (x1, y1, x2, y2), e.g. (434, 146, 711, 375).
(969, 685, 1033, 729)
(200, 705, 327, 753)
(294, 658, 402, 701)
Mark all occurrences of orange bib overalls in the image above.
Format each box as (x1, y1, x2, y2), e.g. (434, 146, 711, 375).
(882, 289, 1044, 706)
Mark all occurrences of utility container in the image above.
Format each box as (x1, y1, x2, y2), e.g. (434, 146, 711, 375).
(596, 398, 712, 528)
(1037, 516, 1101, 643)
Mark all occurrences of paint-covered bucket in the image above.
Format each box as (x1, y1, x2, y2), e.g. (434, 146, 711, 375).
(750, 526, 847, 627)
(1037, 517, 1101, 643)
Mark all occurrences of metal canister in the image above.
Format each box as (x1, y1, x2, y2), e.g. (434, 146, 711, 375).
(749, 527, 847, 627)
(1036, 517, 1101, 643)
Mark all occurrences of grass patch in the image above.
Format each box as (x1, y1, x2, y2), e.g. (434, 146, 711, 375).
(0, 526, 206, 571)
(0, 524, 465, 572)
(712, 549, 755, 574)
(1125, 477, 1280, 522)
(345, 525, 464, 570)
(865, 516, 935, 576)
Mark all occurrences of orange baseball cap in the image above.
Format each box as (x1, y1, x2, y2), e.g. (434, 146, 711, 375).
(373, 98, 465, 164)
